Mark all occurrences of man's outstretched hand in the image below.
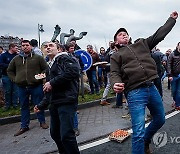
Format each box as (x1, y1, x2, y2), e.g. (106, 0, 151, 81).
(170, 11, 178, 19)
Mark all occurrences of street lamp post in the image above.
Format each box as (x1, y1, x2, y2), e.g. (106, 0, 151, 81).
(38, 24, 44, 47)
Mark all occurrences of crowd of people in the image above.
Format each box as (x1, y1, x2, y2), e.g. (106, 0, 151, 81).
(0, 11, 179, 154)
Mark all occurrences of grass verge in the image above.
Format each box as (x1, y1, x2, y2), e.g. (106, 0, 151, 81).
(0, 88, 115, 118)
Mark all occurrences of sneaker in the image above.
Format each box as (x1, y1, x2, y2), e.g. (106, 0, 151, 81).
(40, 123, 49, 129)
(122, 113, 131, 119)
(14, 127, 29, 136)
(74, 128, 80, 136)
(100, 100, 110, 106)
(112, 105, 123, 109)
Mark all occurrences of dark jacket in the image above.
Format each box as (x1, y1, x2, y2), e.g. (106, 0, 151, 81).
(167, 50, 180, 77)
(110, 17, 176, 93)
(71, 52, 84, 72)
(37, 53, 80, 110)
(7, 51, 48, 87)
(88, 51, 100, 71)
(151, 51, 165, 78)
(105, 50, 115, 73)
(98, 53, 106, 68)
(0, 51, 17, 76)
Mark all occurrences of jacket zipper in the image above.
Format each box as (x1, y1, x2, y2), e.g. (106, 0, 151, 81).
(26, 58, 28, 83)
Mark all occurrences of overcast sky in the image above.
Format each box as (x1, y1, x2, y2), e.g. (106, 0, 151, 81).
(1, 0, 180, 52)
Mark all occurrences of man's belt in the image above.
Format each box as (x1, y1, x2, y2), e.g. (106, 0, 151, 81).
(138, 81, 154, 88)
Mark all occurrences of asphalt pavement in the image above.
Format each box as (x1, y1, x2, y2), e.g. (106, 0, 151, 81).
(0, 81, 175, 154)
(80, 111, 180, 154)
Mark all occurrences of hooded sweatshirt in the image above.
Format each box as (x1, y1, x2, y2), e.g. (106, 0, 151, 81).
(7, 51, 48, 87)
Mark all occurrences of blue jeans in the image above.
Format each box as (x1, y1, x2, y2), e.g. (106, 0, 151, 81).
(127, 85, 165, 154)
(161, 71, 167, 81)
(2, 75, 18, 108)
(171, 76, 180, 107)
(74, 112, 78, 129)
(86, 70, 99, 94)
(98, 67, 107, 87)
(49, 104, 80, 154)
(116, 93, 123, 106)
(18, 85, 45, 128)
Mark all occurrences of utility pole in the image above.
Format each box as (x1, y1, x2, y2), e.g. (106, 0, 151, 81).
(38, 24, 44, 47)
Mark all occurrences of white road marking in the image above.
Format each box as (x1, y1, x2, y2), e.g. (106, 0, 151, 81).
(79, 110, 180, 151)
(79, 138, 110, 151)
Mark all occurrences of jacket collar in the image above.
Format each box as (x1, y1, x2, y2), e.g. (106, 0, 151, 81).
(174, 49, 180, 56)
(48, 52, 68, 68)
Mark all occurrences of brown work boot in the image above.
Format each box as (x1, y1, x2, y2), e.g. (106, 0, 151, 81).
(14, 127, 29, 136)
(144, 142, 152, 154)
(175, 106, 180, 110)
(100, 100, 110, 106)
(40, 123, 49, 129)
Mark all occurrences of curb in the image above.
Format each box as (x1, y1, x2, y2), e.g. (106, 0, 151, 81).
(0, 96, 116, 126)
(78, 96, 116, 110)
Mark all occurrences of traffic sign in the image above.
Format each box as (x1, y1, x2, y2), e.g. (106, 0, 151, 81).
(74, 49, 92, 72)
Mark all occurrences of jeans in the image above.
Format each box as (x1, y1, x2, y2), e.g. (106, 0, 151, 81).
(2, 75, 18, 108)
(171, 76, 180, 107)
(74, 112, 78, 129)
(161, 71, 166, 81)
(127, 85, 165, 154)
(0, 78, 3, 88)
(101, 73, 111, 101)
(98, 67, 107, 87)
(49, 104, 80, 154)
(116, 93, 123, 106)
(86, 70, 99, 94)
(0, 78, 4, 106)
(18, 84, 45, 128)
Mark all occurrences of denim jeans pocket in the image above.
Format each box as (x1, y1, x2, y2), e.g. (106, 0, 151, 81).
(127, 88, 140, 103)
